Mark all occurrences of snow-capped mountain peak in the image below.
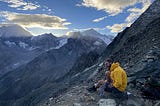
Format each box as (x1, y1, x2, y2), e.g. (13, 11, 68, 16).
(0, 24, 32, 38)
(82, 29, 114, 45)
(65, 29, 114, 45)
(82, 28, 100, 36)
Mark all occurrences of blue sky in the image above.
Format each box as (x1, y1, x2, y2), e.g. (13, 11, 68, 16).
(0, 0, 154, 36)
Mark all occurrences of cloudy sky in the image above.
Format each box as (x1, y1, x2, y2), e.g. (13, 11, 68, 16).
(0, 0, 154, 36)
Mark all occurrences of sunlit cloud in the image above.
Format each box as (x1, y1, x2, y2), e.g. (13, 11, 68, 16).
(93, 16, 107, 22)
(0, 11, 71, 29)
(0, 0, 40, 10)
(81, 0, 138, 16)
(126, 0, 152, 23)
(106, 23, 131, 33)
(106, 0, 152, 33)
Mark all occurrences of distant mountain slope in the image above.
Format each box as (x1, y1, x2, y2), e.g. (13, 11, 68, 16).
(0, 36, 106, 105)
(0, 24, 108, 105)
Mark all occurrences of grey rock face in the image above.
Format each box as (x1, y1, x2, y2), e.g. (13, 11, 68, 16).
(101, 0, 160, 100)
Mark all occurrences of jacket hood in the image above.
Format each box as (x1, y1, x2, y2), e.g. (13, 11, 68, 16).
(110, 62, 120, 71)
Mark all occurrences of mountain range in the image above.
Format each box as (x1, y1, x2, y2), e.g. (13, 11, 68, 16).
(0, 24, 113, 105)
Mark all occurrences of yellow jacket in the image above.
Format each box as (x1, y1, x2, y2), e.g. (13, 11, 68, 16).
(110, 62, 127, 92)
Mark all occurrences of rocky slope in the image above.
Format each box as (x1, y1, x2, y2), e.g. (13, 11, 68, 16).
(102, 0, 160, 78)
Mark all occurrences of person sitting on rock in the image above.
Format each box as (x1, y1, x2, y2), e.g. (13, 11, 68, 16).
(87, 58, 128, 97)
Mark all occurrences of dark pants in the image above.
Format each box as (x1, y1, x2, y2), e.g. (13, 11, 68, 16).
(104, 82, 122, 94)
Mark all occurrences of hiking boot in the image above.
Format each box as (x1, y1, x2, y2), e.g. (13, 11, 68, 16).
(87, 86, 97, 93)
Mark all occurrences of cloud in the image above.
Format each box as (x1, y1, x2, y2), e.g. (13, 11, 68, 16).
(66, 31, 75, 36)
(106, 23, 131, 33)
(93, 16, 107, 22)
(1, 11, 71, 29)
(126, 0, 152, 23)
(125, 12, 141, 23)
(79, 0, 153, 33)
(81, 0, 138, 16)
(42, 5, 54, 14)
(106, 0, 152, 33)
(0, 0, 40, 10)
(76, 4, 82, 7)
